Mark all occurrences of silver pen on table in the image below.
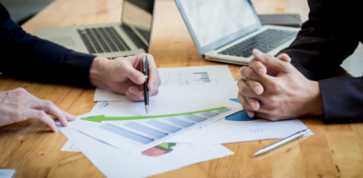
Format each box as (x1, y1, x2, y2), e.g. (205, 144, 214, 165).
(254, 129, 308, 157)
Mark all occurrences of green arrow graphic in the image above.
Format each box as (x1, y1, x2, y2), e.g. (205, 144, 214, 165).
(82, 106, 229, 123)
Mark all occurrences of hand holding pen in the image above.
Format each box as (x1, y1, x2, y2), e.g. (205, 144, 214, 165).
(92, 54, 161, 102)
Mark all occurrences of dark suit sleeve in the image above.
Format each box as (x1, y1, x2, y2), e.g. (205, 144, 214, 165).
(0, 4, 95, 87)
(279, 0, 362, 122)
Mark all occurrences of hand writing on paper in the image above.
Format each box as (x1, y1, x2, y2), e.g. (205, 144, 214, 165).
(90, 54, 161, 101)
(0, 88, 75, 132)
(237, 49, 322, 120)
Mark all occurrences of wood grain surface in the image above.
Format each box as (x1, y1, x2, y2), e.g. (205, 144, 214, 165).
(1, 0, 362, 178)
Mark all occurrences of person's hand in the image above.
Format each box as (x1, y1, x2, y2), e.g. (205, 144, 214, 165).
(90, 54, 161, 101)
(0, 88, 75, 132)
(237, 49, 322, 120)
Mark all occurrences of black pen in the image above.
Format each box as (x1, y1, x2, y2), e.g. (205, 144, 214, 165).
(142, 55, 150, 113)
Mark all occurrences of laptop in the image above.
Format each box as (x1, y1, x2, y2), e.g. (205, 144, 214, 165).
(175, 0, 299, 65)
(35, 0, 155, 58)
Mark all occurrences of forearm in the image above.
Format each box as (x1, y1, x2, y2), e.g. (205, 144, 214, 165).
(0, 34, 96, 87)
(0, 4, 95, 87)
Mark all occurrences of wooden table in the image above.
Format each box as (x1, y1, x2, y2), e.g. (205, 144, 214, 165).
(1, 0, 363, 177)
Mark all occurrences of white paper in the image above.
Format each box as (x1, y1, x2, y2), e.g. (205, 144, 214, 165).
(158, 65, 235, 86)
(94, 65, 236, 102)
(61, 127, 232, 178)
(91, 88, 236, 116)
(70, 107, 237, 153)
(78, 105, 313, 154)
(82, 65, 241, 153)
(167, 116, 312, 144)
(0, 169, 15, 178)
(87, 97, 312, 147)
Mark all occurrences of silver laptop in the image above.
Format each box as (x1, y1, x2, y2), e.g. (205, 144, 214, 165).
(175, 0, 299, 65)
(35, 0, 155, 58)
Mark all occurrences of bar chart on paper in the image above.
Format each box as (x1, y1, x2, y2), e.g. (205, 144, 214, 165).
(142, 142, 176, 157)
(81, 107, 230, 146)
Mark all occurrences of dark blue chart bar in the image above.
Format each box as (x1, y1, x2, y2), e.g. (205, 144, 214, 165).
(125, 122, 168, 139)
(146, 120, 181, 133)
(101, 124, 153, 144)
(225, 110, 256, 121)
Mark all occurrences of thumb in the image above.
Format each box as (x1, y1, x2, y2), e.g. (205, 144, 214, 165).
(124, 63, 146, 85)
(252, 49, 291, 73)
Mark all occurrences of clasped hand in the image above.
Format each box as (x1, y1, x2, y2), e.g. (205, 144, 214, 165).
(237, 49, 322, 120)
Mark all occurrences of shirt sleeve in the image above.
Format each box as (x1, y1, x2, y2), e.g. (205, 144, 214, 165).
(0, 4, 95, 87)
(278, 0, 362, 123)
(280, 0, 359, 80)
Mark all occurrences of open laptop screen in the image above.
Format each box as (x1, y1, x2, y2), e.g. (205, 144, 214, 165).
(176, 0, 261, 53)
(122, 0, 154, 46)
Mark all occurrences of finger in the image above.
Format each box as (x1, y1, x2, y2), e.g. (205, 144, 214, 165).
(249, 60, 267, 76)
(34, 100, 68, 127)
(238, 94, 260, 111)
(28, 110, 58, 132)
(277, 53, 292, 63)
(150, 88, 159, 96)
(133, 53, 145, 69)
(240, 66, 260, 81)
(126, 84, 158, 100)
(65, 112, 76, 121)
(125, 55, 146, 85)
(245, 80, 264, 95)
(145, 54, 161, 95)
(130, 86, 144, 98)
(238, 95, 255, 117)
(246, 97, 261, 111)
(148, 71, 161, 94)
(240, 66, 274, 89)
(125, 87, 144, 101)
(125, 92, 143, 101)
(249, 56, 280, 87)
(109, 80, 132, 95)
(237, 79, 259, 97)
(249, 101, 285, 121)
(252, 49, 291, 73)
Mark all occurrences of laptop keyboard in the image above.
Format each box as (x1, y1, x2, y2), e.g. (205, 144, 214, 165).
(219, 29, 296, 58)
(77, 26, 130, 54)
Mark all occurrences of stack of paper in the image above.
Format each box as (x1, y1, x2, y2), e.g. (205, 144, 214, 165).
(60, 66, 312, 178)
(62, 126, 233, 178)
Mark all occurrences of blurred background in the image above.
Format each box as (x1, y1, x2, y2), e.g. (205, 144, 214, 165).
(0, 0, 362, 77)
(0, 0, 53, 25)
